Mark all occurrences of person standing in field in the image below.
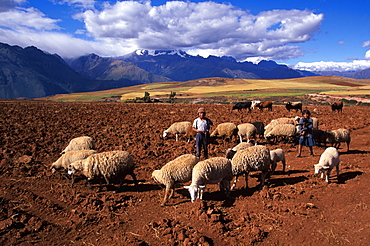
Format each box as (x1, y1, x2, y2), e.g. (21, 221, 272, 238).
(192, 107, 213, 159)
(296, 109, 316, 157)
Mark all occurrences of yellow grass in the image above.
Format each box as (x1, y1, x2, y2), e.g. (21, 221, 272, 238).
(39, 76, 370, 102)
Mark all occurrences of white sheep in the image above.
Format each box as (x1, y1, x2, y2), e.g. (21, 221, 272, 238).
(326, 128, 351, 152)
(237, 123, 257, 143)
(68, 150, 137, 193)
(152, 154, 199, 206)
(270, 149, 286, 173)
(163, 121, 192, 141)
(184, 157, 233, 203)
(61, 136, 95, 154)
(210, 122, 237, 141)
(51, 149, 97, 174)
(231, 145, 271, 190)
(314, 147, 340, 183)
(225, 142, 253, 160)
(264, 124, 297, 143)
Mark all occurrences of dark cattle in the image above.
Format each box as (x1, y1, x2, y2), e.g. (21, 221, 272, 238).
(255, 101, 273, 111)
(232, 102, 252, 112)
(285, 101, 302, 112)
(331, 101, 343, 112)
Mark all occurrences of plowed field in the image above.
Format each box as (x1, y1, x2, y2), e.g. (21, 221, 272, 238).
(1, 100, 369, 245)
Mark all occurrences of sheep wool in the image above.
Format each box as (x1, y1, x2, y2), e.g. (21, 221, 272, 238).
(326, 128, 351, 152)
(314, 147, 340, 183)
(210, 122, 237, 140)
(152, 154, 199, 206)
(51, 149, 97, 173)
(264, 124, 297, 143)
(68, 150, 137, 193)
(231, 145, 271, 189)
(237, 123, 257, 143)
(225, 142, 253, 160)
(184, 157, 233, 203)
(61, 136, 95, 154)
(163, 121, 192, 141)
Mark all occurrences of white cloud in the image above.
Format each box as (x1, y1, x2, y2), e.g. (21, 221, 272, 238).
(363, 40, 370, 47)
(0, 0, 325, 61)
(76, 1, 323, 61)
(293, 60, 370, 72)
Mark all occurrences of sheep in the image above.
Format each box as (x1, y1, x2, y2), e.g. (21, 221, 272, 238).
(67, 150, 137, 193)
(237, 123, 257, 143)
(264, 124, 297, 144)
(163, 121, 192, 141)
(270, 149, 286, 173)
(225, 142, 253, 159)
(231, 145, 271, 190)
(152, 154, 199, 206)
(51, 149, 97, 174)
(210, 122, 238, 141)
(61, 136, 95, 154)
(252, 121, 265, 139)
(264, 118, 295, 136)
(184, 157, 233, 203)
(314, 147, 340, 183)
(326, 128, 351, 152)
(184, 124, 196, 142)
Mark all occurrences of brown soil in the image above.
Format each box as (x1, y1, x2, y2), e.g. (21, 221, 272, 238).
(1, 100, 369, 245)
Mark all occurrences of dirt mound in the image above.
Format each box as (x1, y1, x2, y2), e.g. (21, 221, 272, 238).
(1, 100, 369, 245)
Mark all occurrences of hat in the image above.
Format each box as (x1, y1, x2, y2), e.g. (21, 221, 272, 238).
(302, 109, 311, 115)
(197, 107, 206, 114)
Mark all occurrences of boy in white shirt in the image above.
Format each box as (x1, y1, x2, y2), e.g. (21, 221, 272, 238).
(192, 107, 213, 159)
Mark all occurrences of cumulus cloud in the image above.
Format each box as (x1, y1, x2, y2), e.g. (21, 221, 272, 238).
(363, 40, 370, 47)
(76, 1, 324, 61)
(0, 0, 26, 12)
(0, 0, 324, 60)
(293, 60, 370, 72)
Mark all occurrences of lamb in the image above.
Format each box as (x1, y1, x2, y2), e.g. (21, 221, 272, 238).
(210, 122, 238, 141)
(51, 149, 97, 174)
(264, 124, 297, 143)
(326, 128, 351, 152)
(237, 123, 257, 143)
(61, 136, 95, 154)
(163, 121, 192, 141)
(225, 142, 253, 159)
(270, 149, 286, 173)
(231, 145, 271, 190)
(314, 147, 340, 183)
(152, 154, 199, 206)
(184, 157, 233, 203)
(67, 150, 137, 193)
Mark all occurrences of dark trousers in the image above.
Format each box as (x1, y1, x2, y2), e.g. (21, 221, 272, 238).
(196, 133, 208, 158)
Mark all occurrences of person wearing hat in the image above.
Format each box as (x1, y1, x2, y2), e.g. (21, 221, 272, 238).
(296, 109, 315, 157)
(192, 107, 213, 159)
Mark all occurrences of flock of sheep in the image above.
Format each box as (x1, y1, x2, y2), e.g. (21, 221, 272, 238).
(50, 102, 351, 206)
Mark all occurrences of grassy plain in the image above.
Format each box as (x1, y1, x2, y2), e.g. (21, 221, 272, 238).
(40, 76, 370, 103)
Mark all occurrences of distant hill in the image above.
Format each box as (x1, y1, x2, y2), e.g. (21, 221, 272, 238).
(117, 50, 309, 81)
(66, 54, 171, 84)
(353, 67, 370, 79)
(0, 43, 134, 99)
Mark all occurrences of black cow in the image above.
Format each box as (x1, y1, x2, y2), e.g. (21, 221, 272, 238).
(285, 101, 302, 112)
(331, 101, 343, 112)
(232, 101, 252, 112)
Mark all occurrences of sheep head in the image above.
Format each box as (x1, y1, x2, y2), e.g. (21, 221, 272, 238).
(184, 185, 205, 202)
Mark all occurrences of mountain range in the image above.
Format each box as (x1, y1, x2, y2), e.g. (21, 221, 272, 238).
(0, 42, 369, 99)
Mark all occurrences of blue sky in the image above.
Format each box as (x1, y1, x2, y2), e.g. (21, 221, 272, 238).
(0, 0, 369, 71)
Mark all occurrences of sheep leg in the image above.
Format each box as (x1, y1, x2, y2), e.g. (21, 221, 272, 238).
(346, 141, 350, 152)
(239, 135, 243, 143)
(282, 159, 286, 173)
(326, 169, 332, 183)
(199, 186, 205, 200)
(114, 180, 123, 194)
(175, 134, 178, 141)
(244, 173, 249, 189)
(259, 171, 266, 189)
(336, 164, 340, 180)
(161, 188, 170, 206)
(231, 176, 239, 190)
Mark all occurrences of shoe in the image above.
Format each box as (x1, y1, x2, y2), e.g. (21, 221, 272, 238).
(310, 154, 314, 156)
(296, 154, 301, 157)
